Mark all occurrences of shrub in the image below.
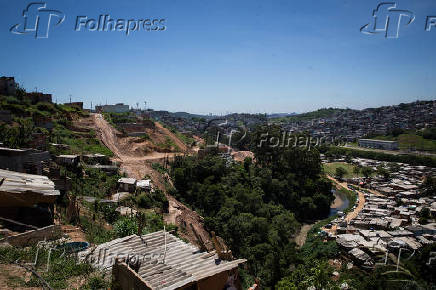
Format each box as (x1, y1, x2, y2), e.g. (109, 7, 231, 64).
(114, 217, 138, 238)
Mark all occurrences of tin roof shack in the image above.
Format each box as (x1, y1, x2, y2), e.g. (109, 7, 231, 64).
(348, 248, 374, 267)
(86, 164, 119, 175)
(82, 153, 111, 165)
(80, 231, 246, 290)
(137, 179, 152, 191)
(56, 155, 80, 168)
(118, 178, 137, 193)
(0, 169, 60, 227)
(0, 147, 51, 175)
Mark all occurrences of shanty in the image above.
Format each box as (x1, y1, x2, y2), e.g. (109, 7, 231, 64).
(0, 169, 60, 207)
(0, 169, 60, 228)
(118, 177, 137, 192)
(79, 230, 247, 290)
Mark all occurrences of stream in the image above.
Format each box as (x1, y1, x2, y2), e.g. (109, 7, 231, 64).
(329, 189, 350, 217)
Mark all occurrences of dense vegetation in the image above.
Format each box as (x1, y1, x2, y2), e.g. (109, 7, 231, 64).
(170, 125, 334, 287)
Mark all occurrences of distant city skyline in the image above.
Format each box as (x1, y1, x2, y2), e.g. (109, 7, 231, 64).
(1, 0, 436, 114)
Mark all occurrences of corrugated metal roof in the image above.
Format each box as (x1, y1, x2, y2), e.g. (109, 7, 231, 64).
(137, 179, 151, 188)
(118, 177, 137, 184)
(79, 231, 246, 290)
(0, 169, 60, 207)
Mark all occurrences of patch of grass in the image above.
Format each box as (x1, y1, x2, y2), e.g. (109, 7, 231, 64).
(326, 146, 436, 167)
(156, 137, 180, 152)
(367, 133, 436, 153)
(176, 132, 195, 147)
(152, 162, 167, 174)
(49, 123, 113, 156)
(80, 274, 109, 290)
(159, 122, 194, 146)
(323, 162, 366, 178)
(140, 133, 151, 141)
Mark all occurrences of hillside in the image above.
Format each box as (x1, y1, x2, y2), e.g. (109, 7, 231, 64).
(0, 95, 111, 156)
(271, 108, 349, 122)
(78, 113, 214, 250)
(366, 132, 436, 153)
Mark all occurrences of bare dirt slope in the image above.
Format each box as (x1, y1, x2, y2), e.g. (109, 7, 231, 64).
(80, 114, 214, 250)
(154, 121, 189, 153)
(0, 264, 41, 290)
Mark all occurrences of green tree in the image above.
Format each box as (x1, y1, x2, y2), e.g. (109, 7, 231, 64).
(344, 153, 352, 163)
(353, 165, 361, 176)
(276, 260, 337, 289)
(335, 167, 347, 180)
(361, 166, 374, 179)
(376, 165, 390, 180)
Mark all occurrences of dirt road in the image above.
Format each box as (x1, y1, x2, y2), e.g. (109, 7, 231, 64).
(327, 176, 365, 223)
(92, 114, 181, 178)
(89, 114, 214, 250)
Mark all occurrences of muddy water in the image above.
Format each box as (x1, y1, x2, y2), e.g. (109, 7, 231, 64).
(329, 189, 350, 217)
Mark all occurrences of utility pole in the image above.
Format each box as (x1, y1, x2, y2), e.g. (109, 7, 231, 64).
(396, 248, 403, 272)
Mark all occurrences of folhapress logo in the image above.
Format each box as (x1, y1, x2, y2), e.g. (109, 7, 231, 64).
(10, 2, 65, 39)
(10, 2, 166, 39)
(361, 2, 415, 38)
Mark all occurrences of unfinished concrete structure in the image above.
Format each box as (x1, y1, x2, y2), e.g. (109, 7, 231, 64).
(118, 177, 137, 193)
(25, 92, 53, 104)
(0, 147, 51, 175)
(80, 231, 246, 290)
(0, 76, 17, 96)
(95, 103, 129, 113)
(64, 102, 84, 110)
(117, 120, 156, 137)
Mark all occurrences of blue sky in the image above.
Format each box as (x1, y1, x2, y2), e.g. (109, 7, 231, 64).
(0, 0, 435, 114)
